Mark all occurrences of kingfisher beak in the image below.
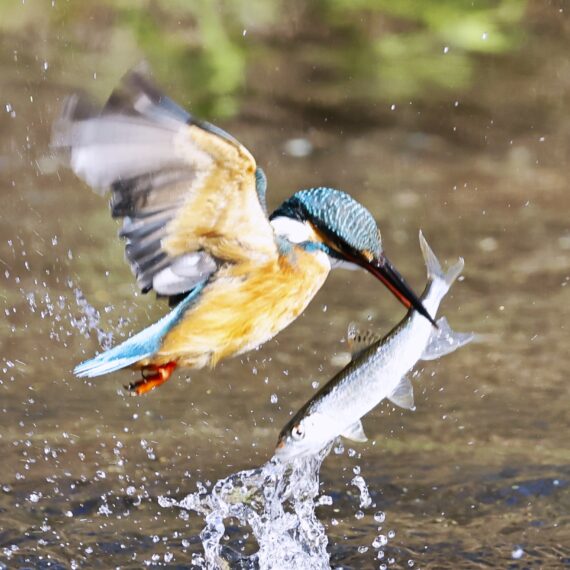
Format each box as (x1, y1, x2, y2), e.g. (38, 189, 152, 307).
(307, 220, 436, 326)
(363, 253, 437, 327)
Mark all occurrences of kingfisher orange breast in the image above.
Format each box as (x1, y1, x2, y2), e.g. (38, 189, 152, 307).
(149, 246, 331, 369)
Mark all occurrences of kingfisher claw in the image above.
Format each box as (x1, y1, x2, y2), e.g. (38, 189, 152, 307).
(126, 362, 177, 395)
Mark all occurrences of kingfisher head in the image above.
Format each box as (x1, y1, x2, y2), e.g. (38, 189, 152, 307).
(270, 187, 435, 325)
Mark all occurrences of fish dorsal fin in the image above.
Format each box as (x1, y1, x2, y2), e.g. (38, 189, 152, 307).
(341, 420, 368, 442)
(388, 376, 415, 410)
(421, 316, 476, 361)
(347, 323, 382, 359)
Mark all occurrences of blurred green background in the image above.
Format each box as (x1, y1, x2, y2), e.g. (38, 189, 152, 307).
(1, 0, 531, 117)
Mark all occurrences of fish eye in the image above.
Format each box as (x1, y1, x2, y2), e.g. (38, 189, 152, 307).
(291, 423, 305, 441)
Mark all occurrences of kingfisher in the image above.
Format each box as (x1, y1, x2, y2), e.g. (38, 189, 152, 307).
(52, 69, 435, 395)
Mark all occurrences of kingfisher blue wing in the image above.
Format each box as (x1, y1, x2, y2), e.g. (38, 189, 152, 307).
(52, 68, 278, 304)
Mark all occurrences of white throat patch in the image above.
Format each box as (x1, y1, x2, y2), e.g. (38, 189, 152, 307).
(270, 216, 314, 244)
(270, 216, 362, 272)
(270, 216, 332, 271)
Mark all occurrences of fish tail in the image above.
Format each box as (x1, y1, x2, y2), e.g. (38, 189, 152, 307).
(419, 230, 464, 293)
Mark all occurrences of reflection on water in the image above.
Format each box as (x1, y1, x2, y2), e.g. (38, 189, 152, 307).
(1, 1, 570, 568)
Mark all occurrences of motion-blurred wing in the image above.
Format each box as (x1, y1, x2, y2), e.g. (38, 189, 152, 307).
(52, 69, 277, 300)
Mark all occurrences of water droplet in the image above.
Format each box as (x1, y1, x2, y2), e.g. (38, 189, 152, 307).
(351, 475, 372, 508)
(28, 492, 41, 503)
(512, 546, 524, 559)
(333, 441, 345, 454)
(372, 534, 388, 548)
(374, 511, 386, 523)
(284, 138, 313, 158)
(316, 494, 332, 506)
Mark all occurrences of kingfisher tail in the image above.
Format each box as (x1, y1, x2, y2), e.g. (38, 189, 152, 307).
(74, 282, 206, 378)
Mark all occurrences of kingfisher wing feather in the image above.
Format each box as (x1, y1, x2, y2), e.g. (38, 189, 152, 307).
(52, 68, 277, 304)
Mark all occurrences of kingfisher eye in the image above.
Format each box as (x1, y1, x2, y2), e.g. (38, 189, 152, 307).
(291, 423, 305, 440)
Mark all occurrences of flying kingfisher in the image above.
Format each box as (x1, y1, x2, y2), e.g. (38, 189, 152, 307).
(52, 69, 435, 395)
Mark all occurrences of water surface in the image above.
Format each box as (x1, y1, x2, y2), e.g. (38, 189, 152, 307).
(0, 2, 569, 568)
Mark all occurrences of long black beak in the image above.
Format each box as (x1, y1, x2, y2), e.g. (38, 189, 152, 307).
(364, 254, 437, 327)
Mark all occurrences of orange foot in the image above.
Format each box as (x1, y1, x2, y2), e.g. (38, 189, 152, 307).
(126, 362, 177, 395)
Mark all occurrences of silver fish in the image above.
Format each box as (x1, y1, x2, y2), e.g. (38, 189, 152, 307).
(275, 231, 475, 460)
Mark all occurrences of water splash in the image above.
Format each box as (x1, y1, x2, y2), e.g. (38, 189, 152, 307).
(351, 473, 372, 509)
(26, 284, 115, 350)
(70, 287, 113, 349)
(160, 445, 334, 569)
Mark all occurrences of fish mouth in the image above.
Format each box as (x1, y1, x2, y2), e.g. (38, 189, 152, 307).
(273, 441, 312, 462)
(360, 253, 437, 327)
(273, 437, 290, 457)
(273, 448, 294, 462)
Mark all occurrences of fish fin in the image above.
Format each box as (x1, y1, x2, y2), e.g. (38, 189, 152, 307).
(388, 376, 415, 410)
(347, 323, 382, 358)
(421, 316, 476, 361)
(341, 420, 368, 442)
(74, 282, 205, 378)
(419, 230, 464, 289)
